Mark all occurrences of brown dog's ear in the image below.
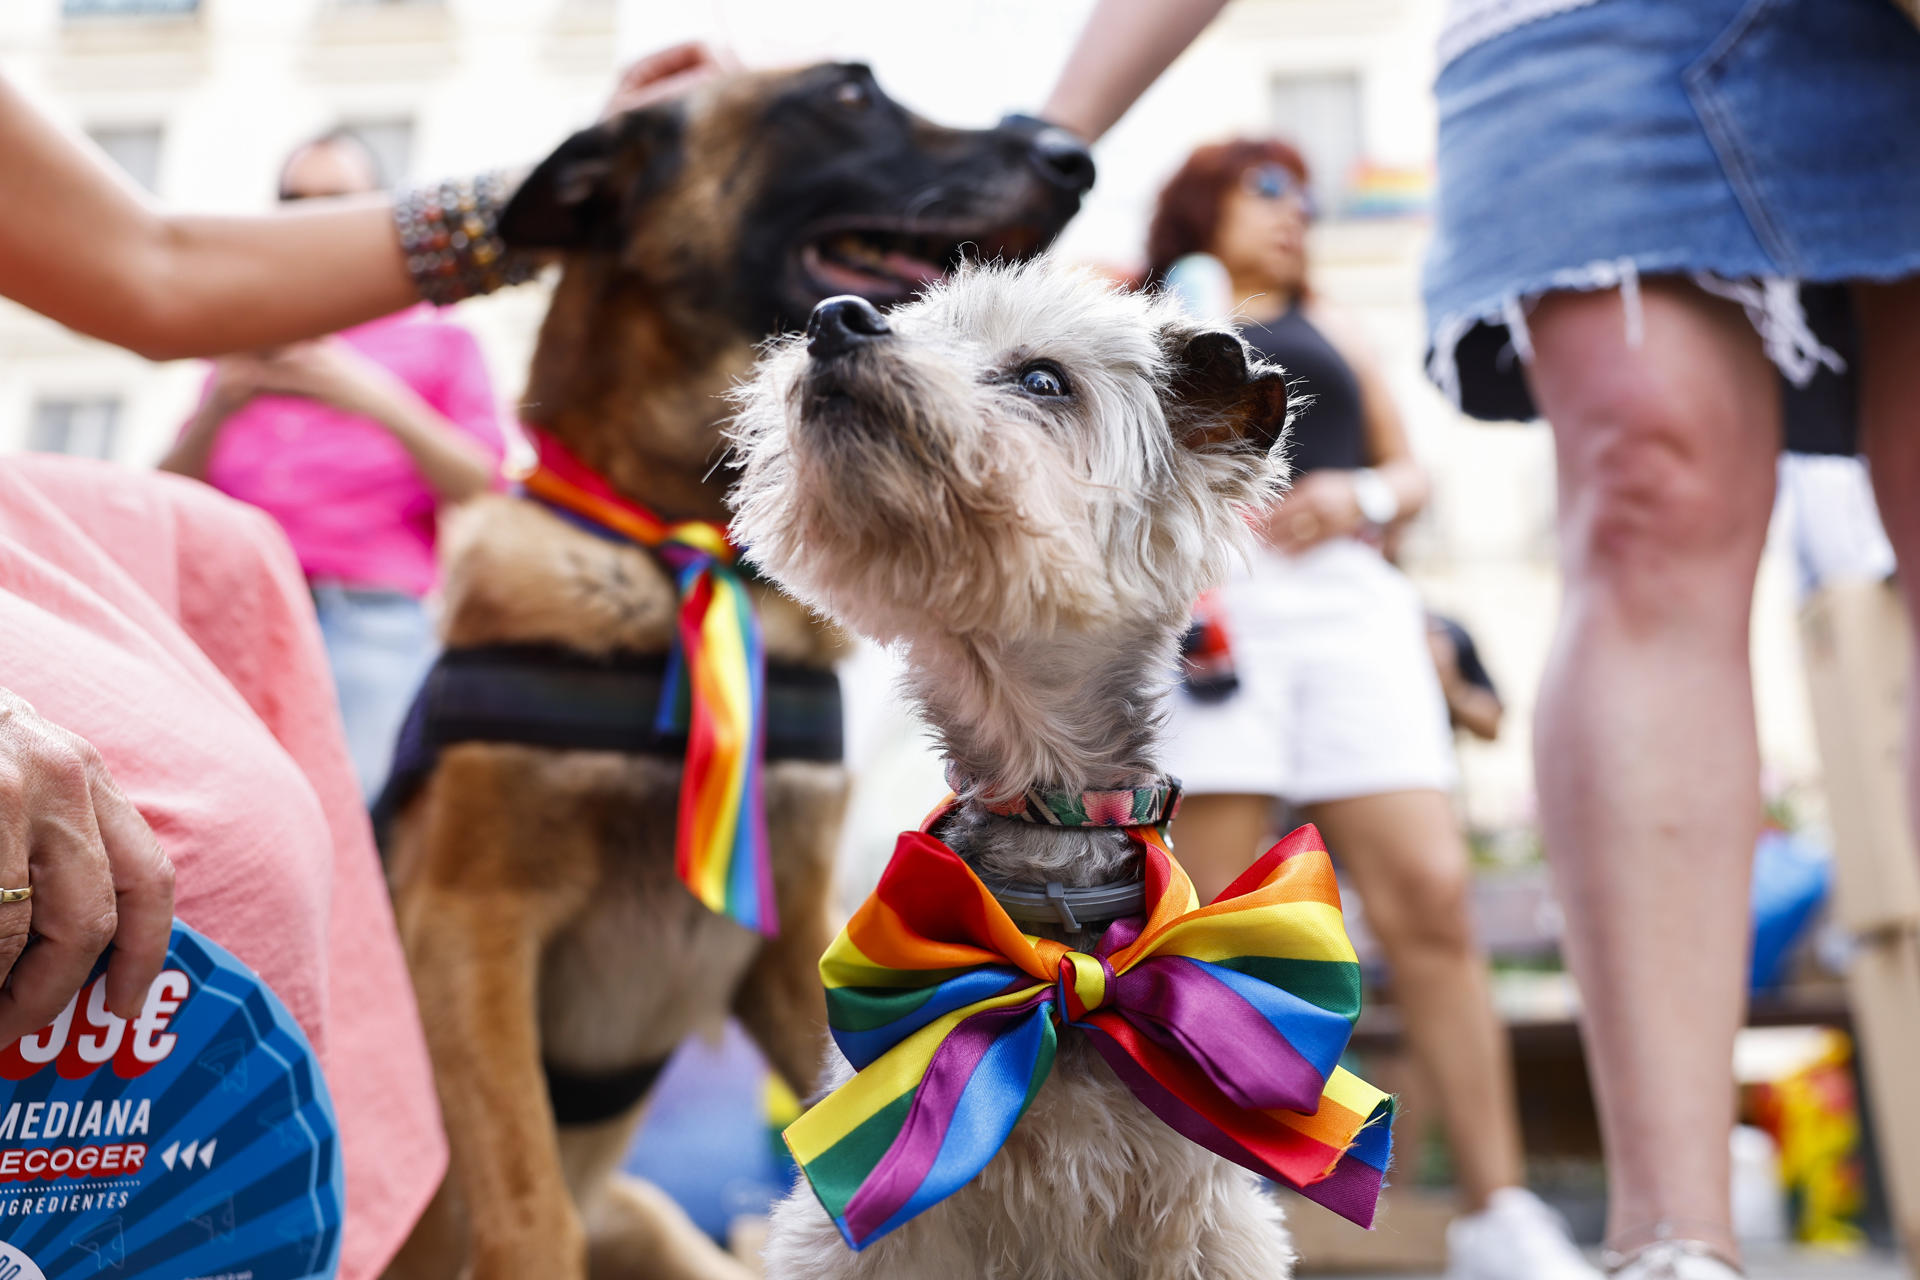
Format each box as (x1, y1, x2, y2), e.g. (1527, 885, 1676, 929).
(1164, 327, 1290, 457)
(499, 108, 682, 251)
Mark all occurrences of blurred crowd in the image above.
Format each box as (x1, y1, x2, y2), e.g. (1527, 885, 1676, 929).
(1, 3, 1917, 1278)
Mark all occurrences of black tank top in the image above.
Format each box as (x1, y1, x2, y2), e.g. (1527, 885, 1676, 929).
(1243, 305, 1365, 475)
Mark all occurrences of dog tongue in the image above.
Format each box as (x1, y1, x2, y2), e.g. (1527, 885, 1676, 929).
(879, 249, 945, 287)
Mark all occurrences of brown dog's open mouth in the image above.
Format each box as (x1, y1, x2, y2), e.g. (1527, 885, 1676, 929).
(797, 221, 1046, 302)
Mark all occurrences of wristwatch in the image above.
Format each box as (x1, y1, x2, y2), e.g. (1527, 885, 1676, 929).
(1350, 467, 1401, 527)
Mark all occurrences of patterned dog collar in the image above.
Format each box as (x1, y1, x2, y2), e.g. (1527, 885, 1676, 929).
(944, 764, 1183, 828)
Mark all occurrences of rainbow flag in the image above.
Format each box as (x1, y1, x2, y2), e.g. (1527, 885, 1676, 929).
(784, 818, 1393, 1250)
(513, 426, 776, 936)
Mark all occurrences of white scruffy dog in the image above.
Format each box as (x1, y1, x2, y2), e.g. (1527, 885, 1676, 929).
(729, 258, 1296, 1280)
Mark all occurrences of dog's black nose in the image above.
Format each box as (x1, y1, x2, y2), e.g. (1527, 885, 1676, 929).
(1028, 126, 1096, 193)
(807, 295, 891, 359)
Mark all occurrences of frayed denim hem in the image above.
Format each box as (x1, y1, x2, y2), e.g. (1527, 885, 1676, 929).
(1426, 257, 1846, 413)
(1690, 273, 1845, 386)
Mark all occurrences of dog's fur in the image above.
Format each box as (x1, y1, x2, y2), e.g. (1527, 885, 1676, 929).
(729, 259, 1296, 1280)
(382, 67, 1086, 1280)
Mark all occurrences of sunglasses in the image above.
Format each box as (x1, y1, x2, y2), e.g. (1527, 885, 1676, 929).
(1243, 164, 1316, 216)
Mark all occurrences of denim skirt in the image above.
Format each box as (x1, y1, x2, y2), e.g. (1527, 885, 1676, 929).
(1423, 0, 1920, 429)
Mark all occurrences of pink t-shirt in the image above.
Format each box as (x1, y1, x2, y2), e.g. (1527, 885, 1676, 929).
(0, 457, 445, 1279)
(194, 305, 505, 597)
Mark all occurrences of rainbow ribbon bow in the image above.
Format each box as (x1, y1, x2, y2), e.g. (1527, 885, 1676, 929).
(515, 427, 776, 935)
(785, 814, 1394, 1250)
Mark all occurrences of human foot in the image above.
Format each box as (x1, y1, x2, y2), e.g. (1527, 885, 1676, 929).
(1604, 1239, 1744, 1279)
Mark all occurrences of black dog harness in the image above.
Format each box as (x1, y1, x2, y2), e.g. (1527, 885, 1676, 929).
(374, 643, 843, 827)
(373, 643, 843, 1125)
(543, 1059, 675, 1128)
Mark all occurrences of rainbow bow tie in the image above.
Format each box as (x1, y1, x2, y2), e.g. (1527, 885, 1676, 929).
(514, 426, 776, 935)
(785, 812, 1394, 1250)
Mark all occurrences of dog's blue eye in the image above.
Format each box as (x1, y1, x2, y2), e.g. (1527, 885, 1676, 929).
(1018, 365, 1068, 397)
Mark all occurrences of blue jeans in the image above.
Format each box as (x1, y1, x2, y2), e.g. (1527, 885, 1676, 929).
(313, 584, 438, 803)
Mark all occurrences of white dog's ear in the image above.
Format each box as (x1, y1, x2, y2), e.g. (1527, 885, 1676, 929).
(1162, 328, 1290, 457)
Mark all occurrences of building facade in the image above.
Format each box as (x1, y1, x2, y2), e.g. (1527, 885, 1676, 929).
(0, 0, 1822, 836)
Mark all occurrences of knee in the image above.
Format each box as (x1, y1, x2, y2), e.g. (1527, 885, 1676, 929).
(1366, 853, 1476, 959)
(1555, 380, 1766, 607)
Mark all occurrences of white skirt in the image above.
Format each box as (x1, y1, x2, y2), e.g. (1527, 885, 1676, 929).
(1162, 538, 1458, 806)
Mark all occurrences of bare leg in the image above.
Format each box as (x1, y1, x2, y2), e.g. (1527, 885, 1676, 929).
(1305, 790, 1524, 1213)
(1856, 278, 1920, 849)
(1853, 282, 1920, 1261)
(1524, 280, 1780, 1263)
(1167, 792, 1275, 903)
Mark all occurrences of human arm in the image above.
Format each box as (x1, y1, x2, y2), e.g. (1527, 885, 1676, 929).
(1268, 310, 1431, 553)
(0, 688, 173, 1044)
(1040, 0, 1232, 141)
(1348, 315, 1432, 519)
(1446, 677, 1505, 742)
(1429, 620, 1504, 741)
(157, 360, 269, 481)
(0, 75, 415, 362)
(0, 44, 730, 362)
(242, 340, 498, 503)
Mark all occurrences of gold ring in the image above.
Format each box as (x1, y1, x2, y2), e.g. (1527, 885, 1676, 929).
(0, 886, 31, 905)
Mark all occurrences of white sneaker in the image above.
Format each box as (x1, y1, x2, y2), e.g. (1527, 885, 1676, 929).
(1606, 1241, 1744, 1279)
(1445, 1188, 1603, 1280)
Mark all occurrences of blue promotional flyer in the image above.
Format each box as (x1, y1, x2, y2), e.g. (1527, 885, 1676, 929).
(0, 923, 341, 1280)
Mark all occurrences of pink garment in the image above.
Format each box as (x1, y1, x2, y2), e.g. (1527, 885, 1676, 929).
(194, 304, 504, 596)
(0, 456, 445, 1280)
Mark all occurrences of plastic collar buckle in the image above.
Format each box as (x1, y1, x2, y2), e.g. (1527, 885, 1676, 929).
(980, 875, 1147, 934)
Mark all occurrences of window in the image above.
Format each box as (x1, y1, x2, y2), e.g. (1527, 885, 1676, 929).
(88, 125, 164, 193)
(63, 0, 198, 14)
(1268, 72, 1365, 217)
(340, 118, 414, 190)
(29, 398, 122, 461)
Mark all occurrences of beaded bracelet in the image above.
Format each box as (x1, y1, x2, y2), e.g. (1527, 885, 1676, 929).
(392, 170, 541, 307)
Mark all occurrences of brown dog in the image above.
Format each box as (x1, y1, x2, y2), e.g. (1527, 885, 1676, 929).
(380, 65, 1090, 1280)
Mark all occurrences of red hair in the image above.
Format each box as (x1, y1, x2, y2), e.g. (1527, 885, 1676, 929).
(1145, 138, 1311, 286)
